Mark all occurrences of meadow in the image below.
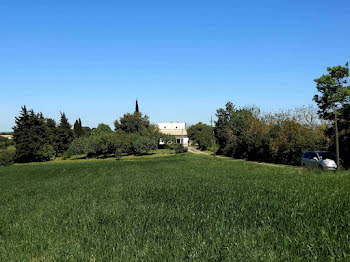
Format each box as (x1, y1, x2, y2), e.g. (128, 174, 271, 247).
(0, 153, 350, 261)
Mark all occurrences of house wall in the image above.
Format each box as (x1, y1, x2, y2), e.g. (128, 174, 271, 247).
(158, 122, 186, 130)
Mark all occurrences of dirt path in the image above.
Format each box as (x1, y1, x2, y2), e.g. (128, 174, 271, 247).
(188, 146, 291, 168)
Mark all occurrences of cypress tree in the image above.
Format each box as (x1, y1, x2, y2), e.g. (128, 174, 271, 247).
(56, 112, 74, 154)
(74, 118, 84, 138)
(135, 99, 139, 113)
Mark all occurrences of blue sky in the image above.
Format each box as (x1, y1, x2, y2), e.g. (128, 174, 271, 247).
(1, 0, 349, 131)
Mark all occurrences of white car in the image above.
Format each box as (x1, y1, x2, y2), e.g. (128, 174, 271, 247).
(301, 151, 338, 170)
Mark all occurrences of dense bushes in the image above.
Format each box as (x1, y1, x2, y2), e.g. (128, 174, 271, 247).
(174, 144, 188, 154)
(214, 102, 330, 165)
(0, 147, 15, 166)
(133, 137, 157, 155)
(68, 131, 158, 158)
(0, 137, 15, 150)
(187, 123, 213, 150)
(37, 144, 56, 161)
(13, 107, 74, 163)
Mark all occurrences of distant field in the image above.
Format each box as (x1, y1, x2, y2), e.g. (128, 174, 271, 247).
(1, 154, 350, 261)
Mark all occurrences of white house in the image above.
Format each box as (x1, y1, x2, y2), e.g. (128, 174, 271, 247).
(158, 122, 189, 147)
(0, 135, 13, 139)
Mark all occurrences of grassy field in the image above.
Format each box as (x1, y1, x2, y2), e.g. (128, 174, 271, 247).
(0, 154, 350, 261)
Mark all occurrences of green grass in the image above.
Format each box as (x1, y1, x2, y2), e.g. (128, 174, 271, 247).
(0, 154, 350, 261)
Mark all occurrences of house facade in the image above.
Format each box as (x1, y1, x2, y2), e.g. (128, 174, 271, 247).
(0, 135, 13, 139)
(158, 122, 189, 147)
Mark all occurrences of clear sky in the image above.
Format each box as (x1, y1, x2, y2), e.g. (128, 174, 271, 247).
(1, 0, 349, 131)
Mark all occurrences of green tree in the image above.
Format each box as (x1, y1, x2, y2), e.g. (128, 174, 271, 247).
(92, 123, 113, 136)
(214, 102, 255, 157)
(56, 112, 74, 154)
(114, 112, 151, 135)
(13, 106, 49, 162)
(314, 62, 350, 168)
(132, 136, 157, 155)
(188, 122, 213, 151)
(73, 118, 84, 138)
(45, 118, 57, 151)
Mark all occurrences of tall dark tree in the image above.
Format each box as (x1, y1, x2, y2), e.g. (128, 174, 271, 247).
(74, 118, 84, 138)
(135, 99, 139, 113)
(13, 106, 49, 162)
(45, 118, 57, 150)
(56, 112, 74, 154)
(314, 62, 350, 168)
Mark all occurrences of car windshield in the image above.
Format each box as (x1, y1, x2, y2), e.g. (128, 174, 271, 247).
(317, 152, 335, 160)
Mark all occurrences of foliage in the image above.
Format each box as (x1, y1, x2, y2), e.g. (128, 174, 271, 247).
(56, 112, 74, 154)
(73, 118, 84, 138)
(62, 151, 70, 160)
(313, 62, 350, 120)
(13, 106, 50, 162)
(37, 144, 56, 161)
(214, 102, 329, 165)
(174, 144, 188, 154)
(0, 147, 15, 166)
(67, 136, 91, 156)
(132, 136, 157, 155)
(313, 63, 350, 167)
(114, 112, 151, 135)
(91, 123, 113, 136)
(1, 154, 350, 260)
(68, 132, 150, 158)
(82, 126, 92, 136)
(160, 133, 176, 147)
(188, 122, 213, 150)
(115, 148, 122, 160)
(0, 137, 15, 150)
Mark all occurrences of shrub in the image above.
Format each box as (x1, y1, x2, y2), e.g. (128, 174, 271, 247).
(0, 148, 15, 166)
(115, 149, 122, 160)
(175, 144, 188, 154)
(68, 136, 91, 156)
(132, 136, 157, 155)
(62, 151, 70, 160)
(38, 144, 56, 161)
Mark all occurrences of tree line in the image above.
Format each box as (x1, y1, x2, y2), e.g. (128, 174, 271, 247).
(189, 63, 350, 168)
(0, 102, 183, 165)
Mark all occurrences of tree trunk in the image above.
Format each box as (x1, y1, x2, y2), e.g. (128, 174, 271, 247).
(334, 106, 340, 169)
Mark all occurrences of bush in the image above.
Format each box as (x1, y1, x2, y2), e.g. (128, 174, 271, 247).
(62, 151, 70, 160)
(133, 137, 157, 155)
(0, 148, 15, 166)
(38, 144, 56, 161)
(68, 136, 91, 156)
(115, 149, 122, 160)
(175, 144, 188, 154)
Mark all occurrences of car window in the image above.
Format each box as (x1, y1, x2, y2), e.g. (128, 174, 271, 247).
(310, 152, 318, 159)
(317, 152, 335, 160)
(303, 152, 310, 159)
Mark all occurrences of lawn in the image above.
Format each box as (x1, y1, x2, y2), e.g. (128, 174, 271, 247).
(0, 153, 350, 261)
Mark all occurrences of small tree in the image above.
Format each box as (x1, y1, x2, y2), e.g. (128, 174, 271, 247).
(314, 63, 350, 168)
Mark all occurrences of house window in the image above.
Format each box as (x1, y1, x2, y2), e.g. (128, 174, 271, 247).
(176, 139, 181, 144)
